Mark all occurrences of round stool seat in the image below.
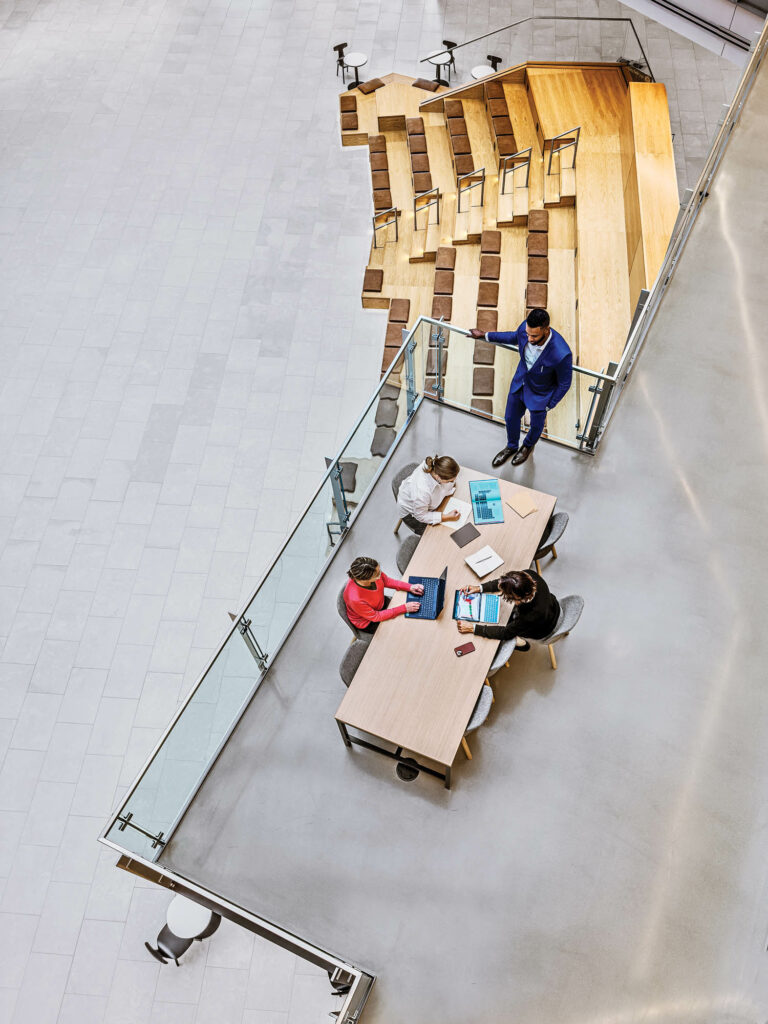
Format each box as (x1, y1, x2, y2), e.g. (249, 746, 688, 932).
(427, 50, 452, 68)
(345, 51, 368, 69)
(471, 65, 494, 79)
(167, 895, 214, 939)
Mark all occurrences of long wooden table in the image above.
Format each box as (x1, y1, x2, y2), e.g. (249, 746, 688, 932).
(335, 466, 557, 788)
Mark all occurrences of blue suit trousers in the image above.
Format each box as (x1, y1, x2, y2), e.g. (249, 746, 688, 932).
(505, 388, 546, 449)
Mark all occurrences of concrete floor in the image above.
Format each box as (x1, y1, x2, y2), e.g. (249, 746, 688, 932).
(164, 52, 768, 1024)
(0, 0, 754, 1019)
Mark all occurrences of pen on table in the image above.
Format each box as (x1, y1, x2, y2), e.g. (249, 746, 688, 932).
(473, 553, 494, 564)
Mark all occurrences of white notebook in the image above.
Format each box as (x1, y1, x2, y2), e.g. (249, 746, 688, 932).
(465, 545, 503, 578)
(440, 497, 472, 531)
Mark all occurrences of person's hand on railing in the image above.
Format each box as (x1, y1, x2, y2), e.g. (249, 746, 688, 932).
(469, 328, 485, 339)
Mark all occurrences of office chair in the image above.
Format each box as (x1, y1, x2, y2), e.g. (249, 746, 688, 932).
(533, 511, 569, 574)
(527, 595, 584, 669)
(339, 640, 369, 687)
(442, 39, 457, 77)
(396, 534, 419, 575)
(486, 637, 518, 680)
(391, 461, 419, 534)
(337, 586, 370, 642)
(144, 925, 193, 966)
(333, 42, 349, 82)
(487, 54, 502, 71)
(461, 683, 493, 759)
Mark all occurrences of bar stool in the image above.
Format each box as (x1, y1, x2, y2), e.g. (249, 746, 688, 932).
(145, 895, 221, 966)
(344, 51, 368, 90)
(426, 49, 452, 87)
(471, 65, 494, 80)
(442, 39, 458, 77)
(333, 42, 348, 82)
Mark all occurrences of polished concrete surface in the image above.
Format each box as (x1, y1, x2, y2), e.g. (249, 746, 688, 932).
(163, 53, 768, 1024)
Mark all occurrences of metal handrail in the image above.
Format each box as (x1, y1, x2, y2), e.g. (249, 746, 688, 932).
(418, 16, 654, 82)
(372, 206, 398, 248)
(500, 147, 531, 192)
(413, 185, 440, 228)
(457, 166, 485, 213)
(546, 125, 580, 175)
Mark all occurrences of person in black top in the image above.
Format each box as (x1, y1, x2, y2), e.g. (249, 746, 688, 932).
(456, 569, 559, 647)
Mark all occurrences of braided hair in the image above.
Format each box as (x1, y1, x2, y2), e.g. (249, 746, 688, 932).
(347, 556, 380, 582)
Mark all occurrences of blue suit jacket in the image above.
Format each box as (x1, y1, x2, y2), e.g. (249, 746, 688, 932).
(487, 323, 573, 412)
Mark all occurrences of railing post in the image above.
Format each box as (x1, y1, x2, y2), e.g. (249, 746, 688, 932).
(329, 462, 351, 542)
(405, 328, 418, 418)
(231, 613, 269, 671)
(432, 323, 445, 402)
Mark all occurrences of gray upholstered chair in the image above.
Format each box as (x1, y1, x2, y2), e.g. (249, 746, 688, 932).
(339, 640, 369, 687)
(528, 594, 584, 669)
(391, 461, 419, 534)
(461, 683, 494, 759)
(337, 586, 369, 642)
(533, 511, 569, 574)
(396, 534, 419, 575)
(486, 637, 518, 679)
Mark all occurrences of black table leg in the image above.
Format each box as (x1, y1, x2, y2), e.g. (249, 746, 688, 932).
(337, 720, 352, 748)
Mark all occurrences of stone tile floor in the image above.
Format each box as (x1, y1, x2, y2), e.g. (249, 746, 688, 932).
(0, 0, 744, 1020)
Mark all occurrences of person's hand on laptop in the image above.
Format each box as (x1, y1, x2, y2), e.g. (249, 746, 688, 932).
(405, 601, 421, 613)
(409, 583, 425, 595)
(457, 620, 475, 634)
(460, 585, 481, 596)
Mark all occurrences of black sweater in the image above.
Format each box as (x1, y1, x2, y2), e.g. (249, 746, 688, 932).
(474, 571, 560, 642)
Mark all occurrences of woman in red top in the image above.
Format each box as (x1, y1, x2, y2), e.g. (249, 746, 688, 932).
(343, 556, 424, 635)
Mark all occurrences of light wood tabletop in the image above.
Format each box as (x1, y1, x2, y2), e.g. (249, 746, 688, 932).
(335, 465, 556, 779)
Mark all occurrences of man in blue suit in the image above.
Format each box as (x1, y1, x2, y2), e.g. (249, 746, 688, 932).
(470, 307, 572, 467)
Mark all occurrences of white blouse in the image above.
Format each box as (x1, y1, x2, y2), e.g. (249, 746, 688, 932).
(397, 461, 456, 525)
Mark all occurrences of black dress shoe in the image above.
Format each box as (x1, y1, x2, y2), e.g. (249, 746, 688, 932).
(514, 640, 531, 652)
(511, 445, 533, 465)
(492, 446, 518, 468)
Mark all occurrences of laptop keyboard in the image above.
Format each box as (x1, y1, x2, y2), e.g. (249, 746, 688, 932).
(418, 577, 438, 614)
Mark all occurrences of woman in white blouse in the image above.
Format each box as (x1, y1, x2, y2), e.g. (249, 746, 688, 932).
(396, 455, 461, 535)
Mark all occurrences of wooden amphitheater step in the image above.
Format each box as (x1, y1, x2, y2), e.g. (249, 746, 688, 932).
(453, 203, 483, 245)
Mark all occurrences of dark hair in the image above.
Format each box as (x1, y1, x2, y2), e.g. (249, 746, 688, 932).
(348, 556, 379, 582)
(526, 307, 550, 329)
(423, 454, 459, 480)
(498, 570, 537, 604)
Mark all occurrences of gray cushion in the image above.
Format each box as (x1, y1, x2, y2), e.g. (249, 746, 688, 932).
(371, 425, 396, 458)
(375, 398, 398, 428)
(325, 458, 358, 493)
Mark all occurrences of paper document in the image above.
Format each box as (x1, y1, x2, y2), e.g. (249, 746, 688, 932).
(506, 490, 538, 519)
(440, 497, 471, 530)
(465, 545, 504, 578)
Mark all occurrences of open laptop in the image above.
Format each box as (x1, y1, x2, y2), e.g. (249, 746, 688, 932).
(469, 478, 504, 525)
(405, 566, 447, 620)
(452, 589, 501, 624)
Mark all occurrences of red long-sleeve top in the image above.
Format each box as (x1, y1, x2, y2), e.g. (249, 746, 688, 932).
(343, 573, 412, 628)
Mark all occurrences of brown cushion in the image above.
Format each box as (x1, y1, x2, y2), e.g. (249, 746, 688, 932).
(368, 135, 386, 153)
(434, 269, 454, 295)
(496, 134, 517, 156)
(476, 309, 498, 332)
(528, 256, 549, 282)
(448, 117, 467, 136)
(373, 189, 393, 210)
(369, 152, 388, 171)
(371, 170, 390, 189)
(488, 98, 508, 117)
(485, 81, 505, 99)
(411, 153, 429, 173)
(473, 339, 496, 365)
(364, 268, 384, 292)
(426, 348, 447, 375)
(451, 134, 471, 155)
(388, 298, 410, 323)
(444, 99, 464, 118)
(340, 95, 357, 113)
(527, 232, 548, 256)
(435, 246, 456, 270)
(408, 133, 427, 154)
(358, 78, 385, 95)
(477, 281, 499, 307)
(480, 230, 501, 254)
(471, 398, 494, 415)
(385, 322, 404, 345)
(493, 115, 513, 136)
(380, 348, 402, 374)
(480, 255, 501, 280)
(526, 282, 548, 308)
(406, 117, 425, 135)
(341, 112, 358, 131)
(413, 78, 439, 92)
(454, 154, 474, 175)
(413, 171, 433, 193)
(473, 367, 495, 396)
(528, 209, 549, 233)
(431, 295, 453, 319)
